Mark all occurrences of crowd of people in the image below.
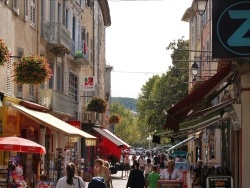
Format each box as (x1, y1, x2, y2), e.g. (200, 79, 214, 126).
(56, 159, 114, 188)
(126, 154, 183, 188)
(55, 156, 215, 188)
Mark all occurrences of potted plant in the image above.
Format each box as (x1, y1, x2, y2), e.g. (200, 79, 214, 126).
(108, 114, 121, 124)
(0, 38, 10, 66)
(13, 55, 53, 84)
(86, 96, 107, 113)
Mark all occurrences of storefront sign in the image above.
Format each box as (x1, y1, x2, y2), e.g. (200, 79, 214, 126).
(83, 76, 95, 91)
(206, 176, 233, 188)
(212, 0, 250, 58)
(157, 180, 183, 188)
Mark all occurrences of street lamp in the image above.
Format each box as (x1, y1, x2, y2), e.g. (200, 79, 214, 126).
(196, 0, 208, 16)
(191, 62, 199, 76)
(146, 135, 152, 149)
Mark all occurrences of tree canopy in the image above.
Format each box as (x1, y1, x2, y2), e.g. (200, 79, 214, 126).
(111, 102, 140, 146)
(136, 38, 189, 144)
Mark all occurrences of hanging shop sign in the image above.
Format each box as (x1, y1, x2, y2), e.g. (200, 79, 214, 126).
(83, 76, 95, 91)
(212, 0, 250, 58)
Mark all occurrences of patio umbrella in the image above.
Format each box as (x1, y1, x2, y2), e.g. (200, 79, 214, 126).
(0, 136, 46, 154)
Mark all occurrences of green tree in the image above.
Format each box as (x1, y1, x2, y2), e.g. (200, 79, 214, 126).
(110, 102, 140, 146)
(136, 38, 189, 144)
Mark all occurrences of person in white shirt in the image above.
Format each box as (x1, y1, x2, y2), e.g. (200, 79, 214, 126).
(160, 160, 182, 180)
(56, 163, 85, 188)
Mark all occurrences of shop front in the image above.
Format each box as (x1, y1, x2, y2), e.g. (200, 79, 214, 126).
(0, 96, 96, 188)
(160, 62, 238, 186)
(92, 127, 131, 163)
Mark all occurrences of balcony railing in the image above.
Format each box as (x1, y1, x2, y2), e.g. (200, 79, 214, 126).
(41, 18, 71, 55)
(70, 40, 90, 66)
(38, 89, 77, 116)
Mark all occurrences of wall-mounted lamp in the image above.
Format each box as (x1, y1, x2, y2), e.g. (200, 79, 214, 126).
(196, 0, 208, 16)
(191, 62, 199, 76)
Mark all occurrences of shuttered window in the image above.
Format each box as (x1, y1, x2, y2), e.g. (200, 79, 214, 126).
(30, 0, 36, 27)
(24, 0, 29, 21)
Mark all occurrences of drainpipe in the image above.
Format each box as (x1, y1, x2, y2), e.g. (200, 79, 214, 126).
(36, 0, 41, 103)
(92, 0, 95, 79)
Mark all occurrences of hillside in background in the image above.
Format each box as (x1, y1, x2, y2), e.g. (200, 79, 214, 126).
(111, 97, 137, 112)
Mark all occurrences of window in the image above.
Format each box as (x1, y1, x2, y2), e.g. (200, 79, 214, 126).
(65, 9, 68, 28)
(69, 73, 78, 102)
(29, 85, 35, 101)
(56, 63, 62, 92)
(13, 0, 20, 15)
(49, 62, 54, 89)
(17, 84, 23, 98)
(30, 0, 36, 27)
(82, 27, 86, 41)
(72, 16, 76, 40)
(24, 0, 29, 21)
(58, 2, 61, 24)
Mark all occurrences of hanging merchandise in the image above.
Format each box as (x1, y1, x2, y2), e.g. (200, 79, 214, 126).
(55, 148, 63, 180)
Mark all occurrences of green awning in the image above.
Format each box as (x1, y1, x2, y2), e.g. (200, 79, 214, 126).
(155, 113, 221, 138)
(155, 99, 234, 138)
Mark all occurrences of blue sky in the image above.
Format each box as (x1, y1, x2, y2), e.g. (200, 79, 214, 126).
(106, 0, 193, 98)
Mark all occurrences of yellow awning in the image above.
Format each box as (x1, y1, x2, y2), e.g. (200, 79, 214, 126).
(11, 104, 96, 146)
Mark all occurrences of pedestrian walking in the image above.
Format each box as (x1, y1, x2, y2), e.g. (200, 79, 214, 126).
(93, 159, 110, 184)
(144, 158, 153, 187)
(124, 155, 131, 177)
(192, 160, 203, 188)
(56, 163, 85, 188)
(147, 165, 160, 188)
(160, 160, 182, 180)
(126, 161, 146, 188)
(138, 155, 146, 172)
(103, 161, 113, 188)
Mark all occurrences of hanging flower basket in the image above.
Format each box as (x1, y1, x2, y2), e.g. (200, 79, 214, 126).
(0, 38, 10, 66)
(86, 96, 107, 113)
(108, 114, 121, 124)
(13, 55, 53, 84)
